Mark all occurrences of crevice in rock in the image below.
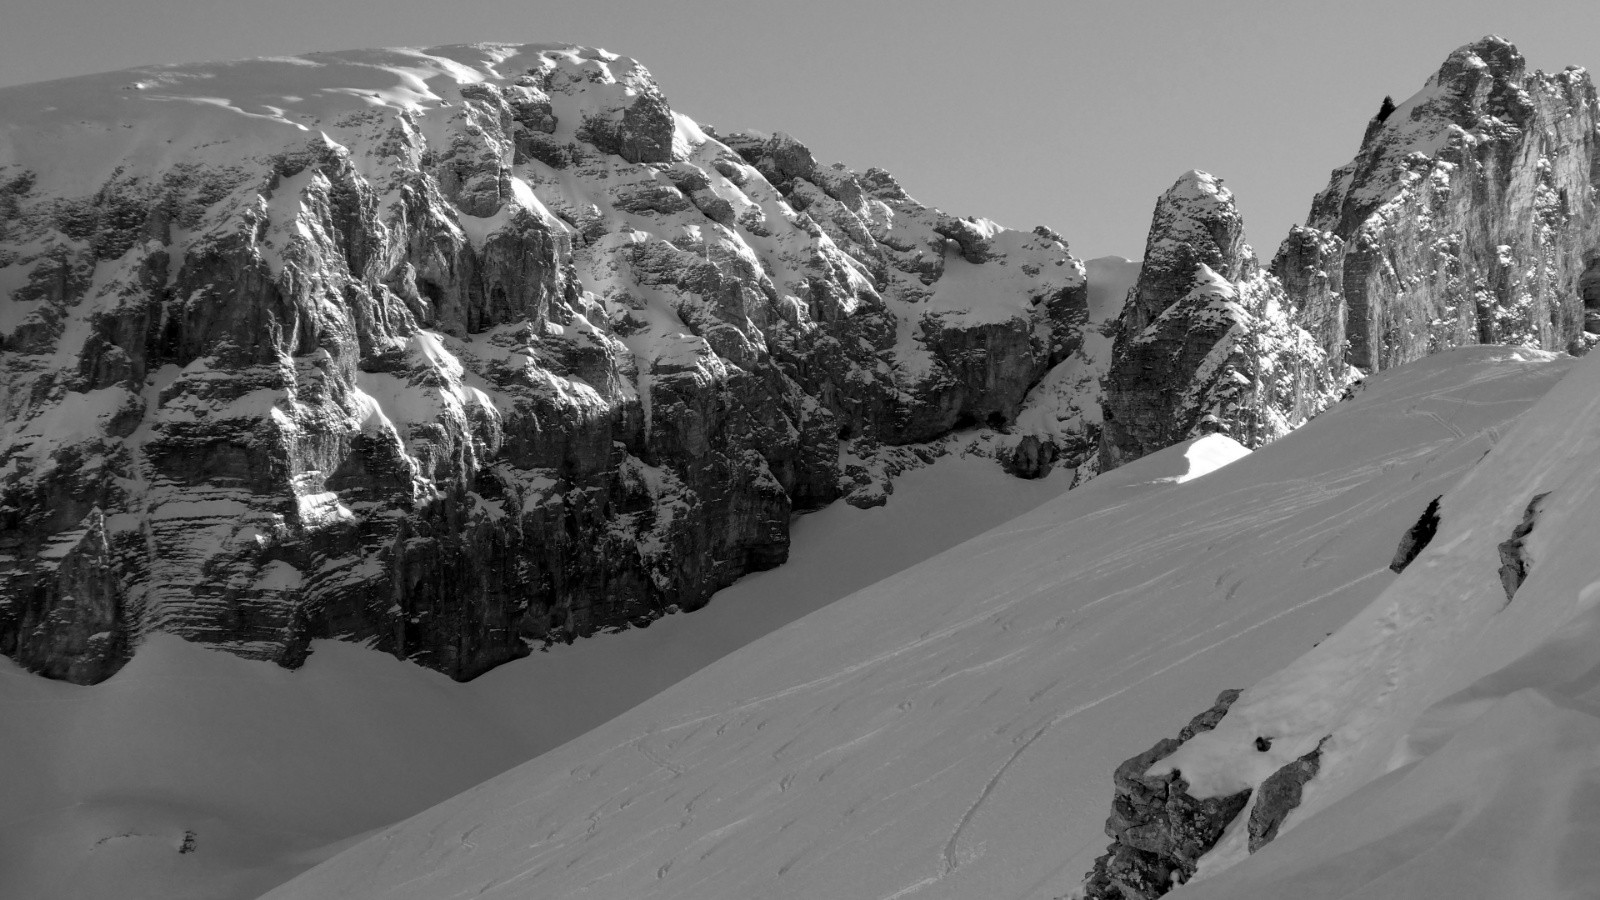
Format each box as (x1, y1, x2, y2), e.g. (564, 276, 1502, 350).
(1247, 735, 1330, 852)
(1389, 495, 1443, 573)
(1497, 492, 1550, 602)
(1082, 689, 1250, 899)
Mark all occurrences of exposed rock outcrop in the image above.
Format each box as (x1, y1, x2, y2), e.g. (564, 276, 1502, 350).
(1497, 491, 1550, 601)
(1100, 173, 1341, 470)
(1246, 735, 1329, 852)
(1390, 495, 1443, 573)
(1082, 689, 1250, 899)
(0, 45, 1088, 683)
(1275, 36, 1600, 369)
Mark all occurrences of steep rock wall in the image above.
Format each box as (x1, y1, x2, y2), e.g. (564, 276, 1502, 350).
(0, 45, 1087, 683)
(1275, 36, 1600, 370)
(1100, 172, 1337, 470)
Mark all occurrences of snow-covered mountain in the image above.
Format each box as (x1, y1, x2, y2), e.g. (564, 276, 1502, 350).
(7, 32, 1600, 900)
(0, 44, 1090, 685)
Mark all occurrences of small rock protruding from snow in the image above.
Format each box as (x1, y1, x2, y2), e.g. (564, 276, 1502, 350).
(1245, 734, 1329, 853)
(1496, 491, 1549, 601)
(1389, 495, 1443, 573)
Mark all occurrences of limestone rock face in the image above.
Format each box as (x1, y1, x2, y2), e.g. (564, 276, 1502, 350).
(1082, 689, 1250, 900)
(0, 44, 1087, 683)
(1100, 173, 1339, 470)
(1275, 36, 1600, 370)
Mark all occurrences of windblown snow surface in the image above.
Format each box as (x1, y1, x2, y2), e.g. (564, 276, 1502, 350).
(258, 344, 1586, 900)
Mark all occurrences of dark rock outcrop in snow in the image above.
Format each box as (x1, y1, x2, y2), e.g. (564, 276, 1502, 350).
(1274, 36, 1600, 370)
(1497, 491, 1550, 601)
(1390, 495, 1443, 573)
(0, 45, 1088, 683)
(1246, 735, 1329, 852)
(1082, 689, 1250, 899)
(1100, 172, 1340, 470)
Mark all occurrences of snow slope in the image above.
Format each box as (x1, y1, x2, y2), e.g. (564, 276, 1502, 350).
(262, 345, 1571, 900)
(0, 455, 1071, 900)
(1158, 343, 1600, 898)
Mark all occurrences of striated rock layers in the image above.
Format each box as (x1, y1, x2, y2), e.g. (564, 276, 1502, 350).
(1100, 172, 1338, 470)
(1275, 35, 1600, 370)
(0, 44, 1087, 683)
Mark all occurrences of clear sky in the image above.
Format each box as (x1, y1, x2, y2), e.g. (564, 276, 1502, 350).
(2, 0, 1596, 260)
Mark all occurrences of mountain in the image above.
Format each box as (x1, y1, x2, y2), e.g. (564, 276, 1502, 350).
(0, 44, 1088, 685)
(8, 33, 1600, 900)
(1275, 35, 1600, 369)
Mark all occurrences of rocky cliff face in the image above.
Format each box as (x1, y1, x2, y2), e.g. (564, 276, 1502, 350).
(0, 44, 1087, 684)
(1275, 35, 1600, 370)
(1100, 172, 1339, 470)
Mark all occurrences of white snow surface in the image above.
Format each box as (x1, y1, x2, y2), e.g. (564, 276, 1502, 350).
(259, 345, 1574, 900)
(1173, 433, 1250, 483)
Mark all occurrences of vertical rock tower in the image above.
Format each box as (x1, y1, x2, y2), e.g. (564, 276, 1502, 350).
(1100, 172, 1334, 470)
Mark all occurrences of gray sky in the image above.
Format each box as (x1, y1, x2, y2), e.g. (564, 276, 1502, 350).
(2, 0, 1596, 259)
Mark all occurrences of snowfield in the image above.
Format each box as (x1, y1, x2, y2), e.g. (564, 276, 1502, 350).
(253, 345, 1576, 900)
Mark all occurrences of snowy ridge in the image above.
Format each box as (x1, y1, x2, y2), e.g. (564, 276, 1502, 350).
(259, 346, 1570, 900)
